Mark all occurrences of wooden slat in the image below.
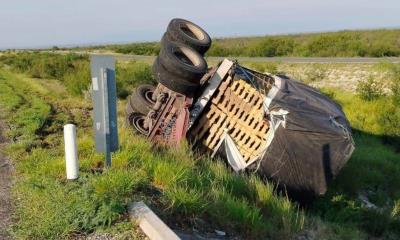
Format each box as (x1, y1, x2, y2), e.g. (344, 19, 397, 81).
(193, 77, 270, 164)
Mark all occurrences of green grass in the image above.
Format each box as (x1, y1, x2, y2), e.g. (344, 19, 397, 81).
(311, 88, 400, 238)
(0, 52, 157, 98)
(0, 68, 304, 239)
(94, 29, 400, 57)
(0, 55, 400, 239)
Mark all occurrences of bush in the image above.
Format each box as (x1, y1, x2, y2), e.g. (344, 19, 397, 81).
(207, 43, 231, 56)
(377, 101, 400, 148)
(0, 52, 88, 80)
(302, 33, 365, 57)
(356, 76, 384, 101)
(112, 42, 160, 55)
(0, 52, 92, 96)
(249, 38, 296, 57)
(115, 62, 156, 98)
(63, 61, 91, 96)
(386, 63, 400, 104)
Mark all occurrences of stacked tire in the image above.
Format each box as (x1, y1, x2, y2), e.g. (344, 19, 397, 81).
(126, 18, 212, 133)
(152, 18, 212, 95)
(125, 84, 155, 133)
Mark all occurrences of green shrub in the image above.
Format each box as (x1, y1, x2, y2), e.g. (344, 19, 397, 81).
(112, 42, 160, 55)
(249, 38, 296, 57)
(0, 52, 88, 80)
(116, 62, 156, 98)
(377, 101, 400, 148)
(207, 43, 231, 56)
(63, 61, 91, 96)
(0, 52, 93, 96)
(302, 33, 365, 57)
(387, 64, 400, 104)
(356, 76, 384, 101)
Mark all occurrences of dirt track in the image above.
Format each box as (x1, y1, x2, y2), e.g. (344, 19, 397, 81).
(0, 121, 12, 239)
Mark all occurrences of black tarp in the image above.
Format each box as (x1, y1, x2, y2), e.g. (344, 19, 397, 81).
(236, 66, 355, 196)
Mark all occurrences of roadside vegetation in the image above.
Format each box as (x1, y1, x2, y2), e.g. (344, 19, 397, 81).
(0, 53, 303, 239)
(0, 53, 399, 239)
(92, 29, 400, 57)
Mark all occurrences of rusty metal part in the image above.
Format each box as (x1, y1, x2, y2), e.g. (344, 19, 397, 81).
(147, 85, 193, 145)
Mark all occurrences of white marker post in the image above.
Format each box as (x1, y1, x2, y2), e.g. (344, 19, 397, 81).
(64, 124, 79, 180)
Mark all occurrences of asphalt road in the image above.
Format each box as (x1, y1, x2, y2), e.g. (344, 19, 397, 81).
(87, 52, 400, 63)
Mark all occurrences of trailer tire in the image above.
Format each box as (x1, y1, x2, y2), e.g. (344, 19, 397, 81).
(159, 41, 207, 82)
(152, 57, 199, 95)
(166, 18, 211, 55)
(160, 32, 171, 48)
(128, 112, 148, 135)
(125, 102, 135, 127)
(129, 84, 156, 115)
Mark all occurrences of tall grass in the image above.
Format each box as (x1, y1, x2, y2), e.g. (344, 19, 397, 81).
(0, 68, 304, 239)
(1, 54, 400, 239)
(314, 87, 400, 237)
(116, 61, 156, 98)
(0, 52, 156, 98)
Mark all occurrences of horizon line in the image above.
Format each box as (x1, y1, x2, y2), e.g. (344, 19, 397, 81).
(1, 26, 399, 51)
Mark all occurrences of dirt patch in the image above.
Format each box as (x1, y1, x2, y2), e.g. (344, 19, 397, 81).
(0, 120, 13, 239)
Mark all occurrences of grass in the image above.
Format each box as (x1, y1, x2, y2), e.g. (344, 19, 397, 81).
(0, 52, 157, 98)
(0, 67, 304, 239)
(311, 88, 400, 238)
(87, 29, 400, 57)
(0, 54, 399, 239)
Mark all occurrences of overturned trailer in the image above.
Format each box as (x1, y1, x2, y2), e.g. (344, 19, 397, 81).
(189, 60, 355, 196)
(126, 18, 355, 197)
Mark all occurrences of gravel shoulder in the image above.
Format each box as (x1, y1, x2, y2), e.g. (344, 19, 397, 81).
(0, 120, 12, 239)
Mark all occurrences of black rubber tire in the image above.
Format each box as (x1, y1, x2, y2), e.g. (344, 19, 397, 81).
(159, 41, 207, 81)
(166, 18, 212, 55)
(125, 101, 135, 127)
(129, 84, 156, 115)
(125, 98, 135, 115)
(128, 112, 148, 135)
(152, 57, 199, 95)
(160, 32, 171, 48)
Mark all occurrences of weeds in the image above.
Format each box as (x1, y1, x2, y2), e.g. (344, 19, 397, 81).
(0, 53, 156, 98)
(1, 55, 400, 239)
(116, 61, 156, 98)
(356, 76, 384, 100)
(0, 67, 304, 239)
(0, 52, 90, 96)
(311, 88, 400, 238)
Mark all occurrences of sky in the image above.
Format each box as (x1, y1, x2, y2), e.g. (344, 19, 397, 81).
(1, 0, 399, 49)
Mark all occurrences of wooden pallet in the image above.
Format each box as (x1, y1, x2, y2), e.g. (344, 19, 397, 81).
(191, 78, 270, 163)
